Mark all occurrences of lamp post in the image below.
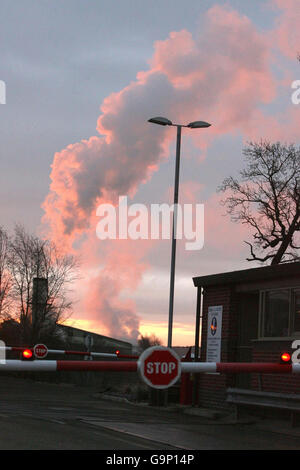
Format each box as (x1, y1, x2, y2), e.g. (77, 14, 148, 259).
(148, 117, 211, 348)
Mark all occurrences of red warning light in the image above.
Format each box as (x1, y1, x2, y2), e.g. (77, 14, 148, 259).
(115, 350, 120, 356)
(280, 352, 291, 363)
(22, 349, 33, 360)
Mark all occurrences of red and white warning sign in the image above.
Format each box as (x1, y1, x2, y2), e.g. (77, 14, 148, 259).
(33, 343, 48, 359)
(138, 346, 181, 389)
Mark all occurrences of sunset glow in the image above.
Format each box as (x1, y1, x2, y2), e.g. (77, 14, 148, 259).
(63, 318, 196, 348)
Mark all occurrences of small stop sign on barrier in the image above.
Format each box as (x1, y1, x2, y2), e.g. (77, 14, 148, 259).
(33, 344, 48, 359)
(138, 346, 181, 389)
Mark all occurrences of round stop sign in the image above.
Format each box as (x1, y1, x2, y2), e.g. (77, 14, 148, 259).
(138, 346, 181, 389)
(33, 343, 48, 359)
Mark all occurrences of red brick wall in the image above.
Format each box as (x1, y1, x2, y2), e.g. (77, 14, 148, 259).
(197, 285, 238, 410)
(196, 283, 300, 410)
(251, 348, 300, 394)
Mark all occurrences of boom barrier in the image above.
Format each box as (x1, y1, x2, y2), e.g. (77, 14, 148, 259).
(0, 360, 138, 372)
(0, 360, 299, 374)
(0, 345, 299, 390)
(0, 346, 138, 360)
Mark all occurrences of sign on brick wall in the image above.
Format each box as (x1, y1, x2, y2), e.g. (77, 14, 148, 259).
(206, 305, 223, 364)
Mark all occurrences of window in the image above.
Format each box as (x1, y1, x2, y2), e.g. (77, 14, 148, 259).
(259, 288, 300, 338)
(263, 290, 289, 337)
(293, 290, 300, 332)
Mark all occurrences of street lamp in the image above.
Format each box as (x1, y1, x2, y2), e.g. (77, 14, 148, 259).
(148, 116, 211, 348)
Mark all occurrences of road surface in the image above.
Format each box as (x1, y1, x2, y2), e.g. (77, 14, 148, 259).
(0, 374, 299, 450)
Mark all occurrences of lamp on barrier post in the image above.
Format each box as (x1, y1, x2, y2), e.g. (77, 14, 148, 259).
(280, 352, 292, 364)
(21, 349, 34, 361)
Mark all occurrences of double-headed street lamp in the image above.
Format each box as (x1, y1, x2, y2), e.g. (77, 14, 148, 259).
(148, 116, 211, 349)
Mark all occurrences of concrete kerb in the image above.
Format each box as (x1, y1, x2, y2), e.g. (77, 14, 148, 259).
(92, 391, 229, 418)
(92, 391, 300, 437)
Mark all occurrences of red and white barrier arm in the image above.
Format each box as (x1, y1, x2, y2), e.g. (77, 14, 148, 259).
(0, 360, 300, 373)
(46, 350, 118, 358)
(0, 346, 138, 359)
(0, 360, 138, 372)
(58, 351, 139, 359)
(181, 362, 300, 374)
(2, 346, 25, 353)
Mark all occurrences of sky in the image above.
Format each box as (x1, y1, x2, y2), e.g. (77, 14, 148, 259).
(1, 0, 300, 346)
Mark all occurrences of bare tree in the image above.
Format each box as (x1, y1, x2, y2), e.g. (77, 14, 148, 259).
(218, 141, 300, 265)
(0, 227, 12, 319)
(8, 225, 79, 344)
(137, 334, 162, 352)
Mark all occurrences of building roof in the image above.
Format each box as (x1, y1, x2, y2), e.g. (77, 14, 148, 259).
(193, 261, 300, 288)
(57, 323, 132, 347)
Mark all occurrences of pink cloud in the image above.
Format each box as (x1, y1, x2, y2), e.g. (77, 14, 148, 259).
(271, 0, 300, 59)
(41, 3, 299, 341)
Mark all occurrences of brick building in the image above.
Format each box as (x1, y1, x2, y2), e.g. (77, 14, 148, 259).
(192, 261, 300, 415)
